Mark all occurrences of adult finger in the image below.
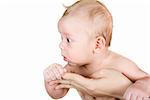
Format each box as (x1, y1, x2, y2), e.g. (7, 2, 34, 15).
(62, 73, 89, 85)
(124, 92, 131, 100)
(55, 84, 72, 89)
(130, 94, 137, 100)
(143, 96, 150, 100)
(136, 96, 143, 100)
(48, 80, 60, 85)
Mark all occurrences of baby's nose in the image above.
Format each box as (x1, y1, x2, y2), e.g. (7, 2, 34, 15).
(59, 42, 65, 50)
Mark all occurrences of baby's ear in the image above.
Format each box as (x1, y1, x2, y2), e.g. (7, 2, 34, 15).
(93, 36, 106, 53)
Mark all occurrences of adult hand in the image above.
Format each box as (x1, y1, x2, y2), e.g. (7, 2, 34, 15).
(49, 72, 93, 95)
(123, 77, 150, 100)
(50, 69, 132, 99)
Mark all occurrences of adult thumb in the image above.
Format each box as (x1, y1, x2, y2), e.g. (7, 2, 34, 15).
(62, 73, 91, 86)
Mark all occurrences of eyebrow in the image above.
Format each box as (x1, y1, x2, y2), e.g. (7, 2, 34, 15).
(64, 32, 70, 35)
(61, 32, 73, 37)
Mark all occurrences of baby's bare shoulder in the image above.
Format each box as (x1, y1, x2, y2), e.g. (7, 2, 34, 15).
(90, 53, 138, 78)
(117, 57, 138, 71)
(109, 52, 138, 71)
(109, 53, 148, 81)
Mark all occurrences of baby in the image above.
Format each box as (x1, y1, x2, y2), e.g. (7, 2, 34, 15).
(43, 0, 150, 99)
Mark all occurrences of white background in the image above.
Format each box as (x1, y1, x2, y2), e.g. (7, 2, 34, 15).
(0, 0, 149, 100)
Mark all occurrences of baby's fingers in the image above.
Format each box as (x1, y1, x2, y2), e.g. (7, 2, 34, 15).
(43, 69, 51, 81)
(43, 63, 66, 81)
(52, 66, 62, 80)
(43, 69, 55, 81)
(55, 64, 66, 74)
(53, 64, 67, 79)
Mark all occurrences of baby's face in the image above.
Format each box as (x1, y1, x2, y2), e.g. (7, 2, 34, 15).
(58, 16, 94, 65)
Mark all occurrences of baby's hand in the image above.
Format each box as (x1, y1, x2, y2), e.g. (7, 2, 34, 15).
(43, 63, 66, 82)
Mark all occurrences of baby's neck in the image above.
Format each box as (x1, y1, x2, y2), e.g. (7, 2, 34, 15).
(82, 49, 112, 76)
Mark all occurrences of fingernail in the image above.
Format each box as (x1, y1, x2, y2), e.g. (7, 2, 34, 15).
(55, 86, 59, 90)
(48, 82, 53, 85)
(49, 81, 57, 85)
(64, 68, 67, 72)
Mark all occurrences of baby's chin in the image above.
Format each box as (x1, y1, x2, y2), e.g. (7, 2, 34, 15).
(63, 56, 82, 66)
(68, 62, 78, 66)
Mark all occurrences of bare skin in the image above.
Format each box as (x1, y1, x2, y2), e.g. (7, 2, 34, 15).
(44, 50, 150, 100)
(44, 51, 136, 99)
(44, 65, 131, 100)
(44, 6, 150, 100)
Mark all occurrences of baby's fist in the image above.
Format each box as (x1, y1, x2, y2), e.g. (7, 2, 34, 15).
(43, 63, 66, 82)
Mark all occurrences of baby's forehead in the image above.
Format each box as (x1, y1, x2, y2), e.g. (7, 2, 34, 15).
(58, 17, 92, 38)
(58, 16, 88, 30)
(59, 14, 87, 24)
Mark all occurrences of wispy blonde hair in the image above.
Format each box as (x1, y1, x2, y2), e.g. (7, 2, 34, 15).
(62, 0, 113, 46)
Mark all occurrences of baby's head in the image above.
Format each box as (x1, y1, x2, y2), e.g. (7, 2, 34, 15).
(58, 0, 113, 65)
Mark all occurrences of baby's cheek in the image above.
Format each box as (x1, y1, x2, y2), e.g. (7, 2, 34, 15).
(64, 45, 70, 50)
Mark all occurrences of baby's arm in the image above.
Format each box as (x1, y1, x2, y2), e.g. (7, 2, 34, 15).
(43, 63, 69, 99)
(119, 62, 149, 81)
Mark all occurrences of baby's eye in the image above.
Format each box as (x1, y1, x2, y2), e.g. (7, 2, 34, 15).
(66, 38, 71, 43)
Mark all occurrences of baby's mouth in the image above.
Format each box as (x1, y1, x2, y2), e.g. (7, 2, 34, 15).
(62, 56, 77, 66)
(63, 56, 69, 62)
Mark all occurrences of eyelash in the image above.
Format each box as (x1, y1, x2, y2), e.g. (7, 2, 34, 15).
(66, 38, 71, 43)
(61, 36, 71, 43)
